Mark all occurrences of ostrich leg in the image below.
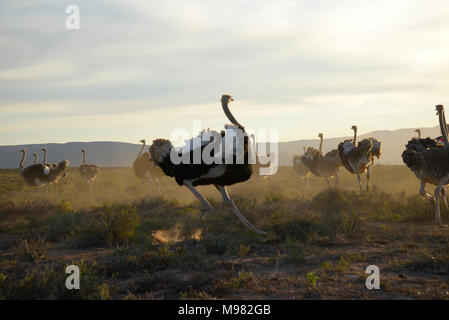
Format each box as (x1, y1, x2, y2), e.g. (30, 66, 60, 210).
(184, 180, 213, 220)
(366, 166, 371, 192)
(434, 181, 448, 227)
(216, 185, 267, 235)
(419, 181, 435, 202)
(441, 187, 449, 210)
(357, 174, 363, 195)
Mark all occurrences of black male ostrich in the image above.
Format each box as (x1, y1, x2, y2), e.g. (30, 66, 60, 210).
(402, 105, 449, 226)
(149, 94, 266, 234)
(403, 129, 443, 203)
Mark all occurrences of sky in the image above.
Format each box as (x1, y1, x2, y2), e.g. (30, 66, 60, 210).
(2, 0, 449, 145)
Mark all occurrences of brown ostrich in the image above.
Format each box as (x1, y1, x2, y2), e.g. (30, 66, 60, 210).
(292, 147, 311, 187)
(79, 149, 100, 188)
(19, 149, 69, 194)
(402, 106, 449, 226)
(41, 147, 68, 196)
(132, 139, 164, 193)
(338, 125, 382, 194)
(302, 133, 342, 186)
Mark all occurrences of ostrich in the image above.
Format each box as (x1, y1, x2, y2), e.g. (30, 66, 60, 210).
(79, 149, 100, 189)
(41, 147, 68, 197)
(338, 125, 383, 194)
(149, 94, 266, 234)
(302, 133, 342, 186)
(402, 105, 449, 226)
(403, 110, 449, 226)
(132, 139, 164, 193)
(19, 149, 69, 192)
(32, 153, 38, 165)
(292, 147, 311, 187)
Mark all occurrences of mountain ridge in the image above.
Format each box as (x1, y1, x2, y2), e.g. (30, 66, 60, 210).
(1, 125, 442, 168)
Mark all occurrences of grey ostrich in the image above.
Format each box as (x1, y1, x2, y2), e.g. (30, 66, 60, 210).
(79, 149, 100, 189)
(292, 147, 311, 187)
(302, 133, 342, 186)
(338, 125, 382, 194)
(402, 105, 449, 226)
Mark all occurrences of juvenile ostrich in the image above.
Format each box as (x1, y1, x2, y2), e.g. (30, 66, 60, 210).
(338, 125, 382, 194)
(32, 153, 38, 165)
(402, 106, 449, 226)
(132, 139, 164, 193)
(19, 149, 69, 192)
(292, 147, 311, 186)
(79, 149, 100, 187)
(149, 94, 266, 234)
(302, 133, 342, 186)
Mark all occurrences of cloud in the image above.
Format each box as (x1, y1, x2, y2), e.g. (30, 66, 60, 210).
(2, 0, 449, 144)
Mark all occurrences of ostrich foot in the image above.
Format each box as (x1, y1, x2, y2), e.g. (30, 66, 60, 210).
(199, 207, 213, 221)
(436, 222, 449, 228)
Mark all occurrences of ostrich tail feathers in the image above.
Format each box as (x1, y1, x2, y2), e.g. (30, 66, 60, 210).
(57, 160, 69, 171)
(402, 149, 419, 169)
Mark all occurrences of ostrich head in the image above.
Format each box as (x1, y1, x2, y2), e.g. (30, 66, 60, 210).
(140, 139, 146, 144)
(221, 94, 234, 105)
(351, 125, 357, 131)
(149, 139, 174, 164)
(82, 149, 85, 153)
(318, 133, 323, 139)
(414, 129, 421, 138)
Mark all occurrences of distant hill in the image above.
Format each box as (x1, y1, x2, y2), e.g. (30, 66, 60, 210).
(0, 126, 442, 168)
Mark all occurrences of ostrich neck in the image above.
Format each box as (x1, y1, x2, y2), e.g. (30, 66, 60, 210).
(43, 150, 47, 164)
(19, 151, 26, 175)
(319, 136, 323, 153)
(438, 109, 449, 147)
(33, 155, 37, 164)
(83, 151, 87, 164)
(353, 128, 357, 145)
(222, 100, 243, 130)
(137, 141, 146, 158)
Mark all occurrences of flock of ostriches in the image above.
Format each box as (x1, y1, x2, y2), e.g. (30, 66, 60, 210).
(16, 95, 449, 234)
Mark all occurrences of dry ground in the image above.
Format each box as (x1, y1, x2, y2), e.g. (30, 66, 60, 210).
(0, 165, 448, 299)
